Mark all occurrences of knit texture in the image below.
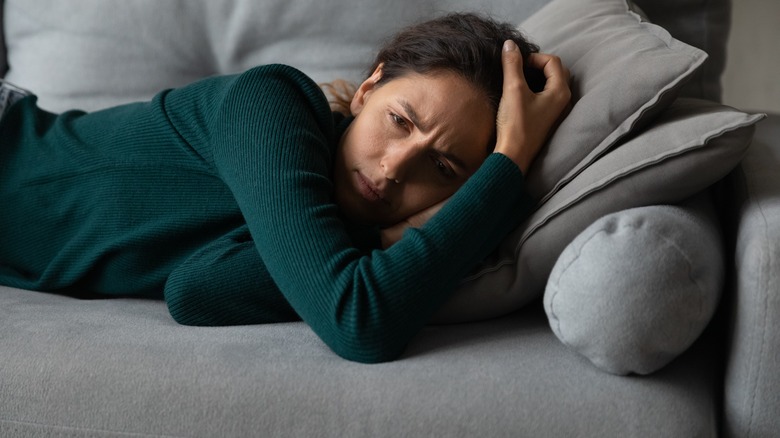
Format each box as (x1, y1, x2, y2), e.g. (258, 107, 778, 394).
(0, 64, 534, 362)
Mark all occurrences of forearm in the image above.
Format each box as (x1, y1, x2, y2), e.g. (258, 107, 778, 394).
(164, 226, 299, 326)
(256, 154, 532, 363)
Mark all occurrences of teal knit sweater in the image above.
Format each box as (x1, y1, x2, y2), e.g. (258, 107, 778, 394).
(0, 65, 533, 363)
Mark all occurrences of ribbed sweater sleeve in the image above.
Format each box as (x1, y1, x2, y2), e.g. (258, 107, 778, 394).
(163, 65, 534, 363)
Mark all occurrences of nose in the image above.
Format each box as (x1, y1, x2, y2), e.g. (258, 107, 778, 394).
(380, 141, 422, 183)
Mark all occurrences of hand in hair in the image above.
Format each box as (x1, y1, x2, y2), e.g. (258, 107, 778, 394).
(494, 40, 571, 174)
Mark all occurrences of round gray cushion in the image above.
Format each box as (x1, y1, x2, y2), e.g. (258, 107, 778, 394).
(543, 195, 724, 375)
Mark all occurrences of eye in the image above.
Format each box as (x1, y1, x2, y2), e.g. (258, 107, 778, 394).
(390, 113, 407, 128)
(431, 155, 456, 179)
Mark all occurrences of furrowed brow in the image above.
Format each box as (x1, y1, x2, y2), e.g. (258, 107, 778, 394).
(397, 98, 473, 174)
(398, 99, 431, 133)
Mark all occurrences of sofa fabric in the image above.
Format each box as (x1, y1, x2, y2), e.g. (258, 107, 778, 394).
(722, 114, 780, 437)
(2, 0, 727, 113)
(636, 0, 731, 102)
(2, 0, 552, 113)
(0, 284, 720, 437)
(0, 2, 5, 77)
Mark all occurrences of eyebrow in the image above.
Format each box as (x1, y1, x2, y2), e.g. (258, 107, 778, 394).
(397, 99, 471, 174)
(397, 98, 480, 176)
(398, 99, 431, 133)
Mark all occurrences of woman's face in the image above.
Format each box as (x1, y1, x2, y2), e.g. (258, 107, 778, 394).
(334, 67, 495, 227)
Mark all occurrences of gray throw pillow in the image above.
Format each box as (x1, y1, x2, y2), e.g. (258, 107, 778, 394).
(518, 0, 707, 203)
(434, 99, 764, 323)
(544, 194, 723, 375)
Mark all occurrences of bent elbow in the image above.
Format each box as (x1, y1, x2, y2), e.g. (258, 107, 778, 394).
(321, 330, 408, 364)
(332, 344, 404, 364)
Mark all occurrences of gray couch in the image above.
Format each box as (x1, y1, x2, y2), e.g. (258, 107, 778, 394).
(1, 0, 778, 436)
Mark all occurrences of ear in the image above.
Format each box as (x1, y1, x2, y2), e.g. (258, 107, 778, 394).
(350, 63, 384, 116)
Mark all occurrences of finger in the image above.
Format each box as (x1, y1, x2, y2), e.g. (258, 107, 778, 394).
(501, 40, 529, 91)
(524, 52, 560, 71)
(527, 53, 569, 92)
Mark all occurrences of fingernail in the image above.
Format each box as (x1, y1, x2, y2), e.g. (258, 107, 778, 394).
(503, 40, 517, 52)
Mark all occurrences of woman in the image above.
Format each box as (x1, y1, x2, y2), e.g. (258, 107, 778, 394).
(0, 14, 570, 363)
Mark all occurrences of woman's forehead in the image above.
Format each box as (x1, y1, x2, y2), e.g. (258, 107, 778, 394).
(386, 73, 494, 170)
(389, 72, 493, 128)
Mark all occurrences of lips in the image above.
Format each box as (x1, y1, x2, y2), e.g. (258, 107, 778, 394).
(355, 172, 388, 204)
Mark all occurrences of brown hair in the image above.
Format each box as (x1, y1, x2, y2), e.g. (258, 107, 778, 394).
(324, 13, 543, 115)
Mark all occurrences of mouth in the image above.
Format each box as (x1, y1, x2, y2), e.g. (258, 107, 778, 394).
(355, 171, 389, 205)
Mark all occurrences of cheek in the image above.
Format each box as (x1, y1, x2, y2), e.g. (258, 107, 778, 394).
(342, 118, 387, 165)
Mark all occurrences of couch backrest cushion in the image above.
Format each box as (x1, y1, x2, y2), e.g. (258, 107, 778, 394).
(633, 0, 730, 102)
(2, 0, 728, 113)
(1, 0, 550, 113)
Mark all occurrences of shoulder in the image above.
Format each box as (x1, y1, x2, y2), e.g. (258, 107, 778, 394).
(235, 65, 329, 111)
(226, 64, 335, 138)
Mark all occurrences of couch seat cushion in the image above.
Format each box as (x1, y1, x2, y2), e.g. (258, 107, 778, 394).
(0, 285, 719, 437)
